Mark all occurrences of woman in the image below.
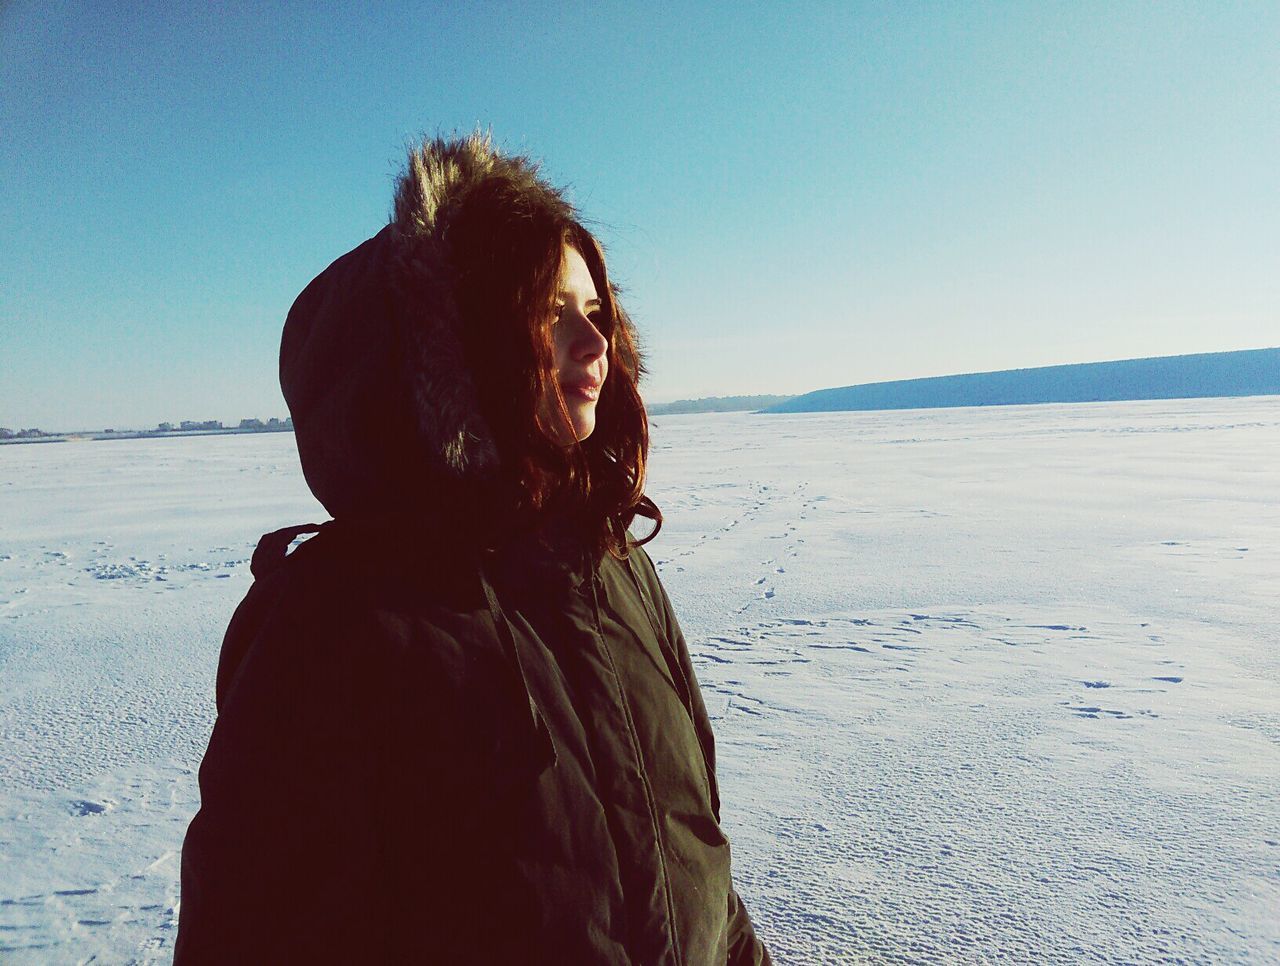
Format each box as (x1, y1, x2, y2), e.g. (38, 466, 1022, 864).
(176, 134, 771, 965)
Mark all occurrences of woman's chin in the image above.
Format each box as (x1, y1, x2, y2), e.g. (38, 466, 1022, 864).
(568, 405, 597, 442)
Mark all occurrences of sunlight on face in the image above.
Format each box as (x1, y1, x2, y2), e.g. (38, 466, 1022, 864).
(545, 245, 608, 443)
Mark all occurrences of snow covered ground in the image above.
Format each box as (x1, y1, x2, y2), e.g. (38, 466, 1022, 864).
(2, 397, 1277, 963)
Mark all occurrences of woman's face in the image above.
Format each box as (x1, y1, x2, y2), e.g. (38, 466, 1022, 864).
(546, 244, 609, 443)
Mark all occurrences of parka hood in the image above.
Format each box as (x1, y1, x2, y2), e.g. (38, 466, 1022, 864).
(279, 134, 575, 520)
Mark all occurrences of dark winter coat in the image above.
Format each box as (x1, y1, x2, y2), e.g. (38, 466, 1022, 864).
(176, 512, 768, 964)
(175, 136, 771, 964)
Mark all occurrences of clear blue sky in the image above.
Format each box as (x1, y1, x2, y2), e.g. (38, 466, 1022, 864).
(2, 1, 1276, 430)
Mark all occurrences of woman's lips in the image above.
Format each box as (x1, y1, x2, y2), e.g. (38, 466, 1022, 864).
(564, 383, 600, 402)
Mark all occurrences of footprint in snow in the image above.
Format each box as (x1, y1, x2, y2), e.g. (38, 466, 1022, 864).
(694, 652, 733, 664)
(1070, 706, 1133, 720)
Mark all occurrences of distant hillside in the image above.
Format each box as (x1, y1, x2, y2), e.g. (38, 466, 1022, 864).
(764, 347, 1280, 414)
(648, 394, 796, 415)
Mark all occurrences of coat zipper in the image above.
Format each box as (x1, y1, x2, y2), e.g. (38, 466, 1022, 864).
(586, 562, 684, 965)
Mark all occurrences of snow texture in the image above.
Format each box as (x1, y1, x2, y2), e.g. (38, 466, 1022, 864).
(1, 397, 1278, 963)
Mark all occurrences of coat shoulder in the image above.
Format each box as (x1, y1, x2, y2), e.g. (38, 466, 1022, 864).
(216, 526, 506, 714)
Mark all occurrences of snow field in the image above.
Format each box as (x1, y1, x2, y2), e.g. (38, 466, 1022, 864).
(2, 398, 1278, 962)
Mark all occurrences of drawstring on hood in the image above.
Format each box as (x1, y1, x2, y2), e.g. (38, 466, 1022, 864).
(249, 522, 327, 580)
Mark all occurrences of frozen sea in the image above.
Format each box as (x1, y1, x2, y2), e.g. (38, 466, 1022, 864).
(1, 397, 1277, 964)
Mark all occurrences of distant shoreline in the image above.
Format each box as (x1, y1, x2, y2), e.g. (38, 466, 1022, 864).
(0, 426, 296, 446)
(10, 347, 1278, 443)
(764, 346, 1280, 415)
(9, 390, 1280, 446)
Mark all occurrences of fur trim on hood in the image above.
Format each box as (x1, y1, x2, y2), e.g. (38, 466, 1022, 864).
(279, 134, 575, 520)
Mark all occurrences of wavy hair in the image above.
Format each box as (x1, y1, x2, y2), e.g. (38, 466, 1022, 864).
(445, 171, 661, 556)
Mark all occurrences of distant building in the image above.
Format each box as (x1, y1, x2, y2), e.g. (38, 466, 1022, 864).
(157, 422, 174, 432)
(180, 420, 223, 431)
(0, 428, 12, 439)
(239, 418, 265, 430)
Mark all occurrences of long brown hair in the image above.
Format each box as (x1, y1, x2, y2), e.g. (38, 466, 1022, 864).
(446, 170, 661, 556)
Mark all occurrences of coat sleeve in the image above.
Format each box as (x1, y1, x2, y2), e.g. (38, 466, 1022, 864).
(175, 586, 391, 963)
(175, 573, 471, 963)
(631, 547, 773, 966)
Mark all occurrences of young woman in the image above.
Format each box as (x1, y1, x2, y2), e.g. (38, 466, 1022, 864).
(176, 134, 772, 965)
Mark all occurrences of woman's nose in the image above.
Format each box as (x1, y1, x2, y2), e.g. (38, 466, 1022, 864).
(569, 311, 609, 362)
